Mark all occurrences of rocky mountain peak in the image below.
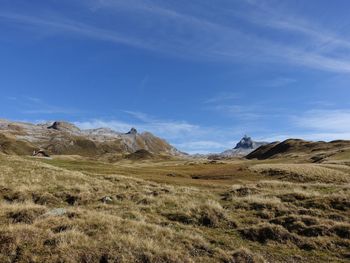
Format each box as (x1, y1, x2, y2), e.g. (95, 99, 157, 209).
(214, 136, 268, 158)
(126, 127, 137, 135)
(234, 135, 254, 149)
(47, 121, 80, 133)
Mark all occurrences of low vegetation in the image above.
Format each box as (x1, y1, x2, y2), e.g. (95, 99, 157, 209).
(250, 163, 349, 183)
(0, 153, 349, 262)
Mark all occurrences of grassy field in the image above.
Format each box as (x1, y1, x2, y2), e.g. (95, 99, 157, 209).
(0, 153, 349, 262)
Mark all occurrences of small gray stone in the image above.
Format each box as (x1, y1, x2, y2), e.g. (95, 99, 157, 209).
(43, 208, 67, 217)
(101, 196, 113, 204)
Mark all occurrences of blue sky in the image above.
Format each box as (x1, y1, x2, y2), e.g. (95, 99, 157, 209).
(1, 0, 350, 154)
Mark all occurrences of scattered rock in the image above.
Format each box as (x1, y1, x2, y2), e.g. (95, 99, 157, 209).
(43, 208, 67, 217)
(101, 196, 113, 204)
(32, 149, 50, 158)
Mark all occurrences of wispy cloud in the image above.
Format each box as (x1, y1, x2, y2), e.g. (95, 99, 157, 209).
(2, 96, 79, 115)
(244, 0, 350, 52)
(74, 119, 133, 133)
(260, 78, 297, 88)
(0, 12, 159, 51)
(74, 110, 199, 140)
(209, 104, 262, 121)
(204, 92, 240, 104)
(261, 132, 350, 143)
(256, 108, 350, 142)
(294, 109, 350, 132)
(2, 1, 350, 73)
(72, 109, 248, 153)
(174, 140, 229, 154)
(123, 110, 198, 136)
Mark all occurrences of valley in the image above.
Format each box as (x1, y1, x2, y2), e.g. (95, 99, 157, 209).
(0, 120, 349, 262)
(0, 149, 349, 262)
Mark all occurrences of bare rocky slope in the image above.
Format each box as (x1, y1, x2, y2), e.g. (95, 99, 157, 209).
(0, 119, 183, 157)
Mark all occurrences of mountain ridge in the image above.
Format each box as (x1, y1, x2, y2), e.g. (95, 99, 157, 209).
(0, 119, 184, 157)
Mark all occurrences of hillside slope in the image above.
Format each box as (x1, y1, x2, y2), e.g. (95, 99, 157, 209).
(247, 139, 350, 162)
(0, 120, 183, 157)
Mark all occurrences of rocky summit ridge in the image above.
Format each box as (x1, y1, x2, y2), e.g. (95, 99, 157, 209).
(0, 119, 183, 157)
(234, 135, 261, 149)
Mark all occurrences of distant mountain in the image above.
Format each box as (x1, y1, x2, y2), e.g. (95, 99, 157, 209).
(208, 135, 268, 159)
(0, 119, 184, 158)
(246, 139, 350, 162)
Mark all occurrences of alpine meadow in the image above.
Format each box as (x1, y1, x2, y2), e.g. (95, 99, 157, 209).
(0, 1, 349, 262)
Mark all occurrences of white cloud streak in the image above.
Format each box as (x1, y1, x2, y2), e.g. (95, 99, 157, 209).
(295, 109, 350, 132)
(243, 0, 350, 52)
(6, 96, 79, 115)
(258, 109, 350, 142)
(0, 12, 159, 51)
(2, 1, 350, 73)
(204, 92, 240, 104)
(72, 110, 246, 153)
(74, 112, 200, 140)
(175, 140, 228, 150)
(260, 78, 297, 88)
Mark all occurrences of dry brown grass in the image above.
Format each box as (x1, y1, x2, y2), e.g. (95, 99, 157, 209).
(250, 163, 349, 183)
(0, 154, 349, 262)
(220, 179, 350, 261)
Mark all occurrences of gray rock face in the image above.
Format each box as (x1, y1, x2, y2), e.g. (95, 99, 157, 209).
(126, 128, 137, 135)
(48, 121, 81, 134)
(219, 136, 268, 157)
(234, 135, 254, 149)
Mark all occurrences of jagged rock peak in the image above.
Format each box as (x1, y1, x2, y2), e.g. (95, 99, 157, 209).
(47, 121, 80, 133)
(126, 127, 137, 135)
(234, 135, 254, 149)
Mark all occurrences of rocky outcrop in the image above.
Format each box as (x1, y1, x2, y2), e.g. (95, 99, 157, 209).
(126, 128, 137, 135)
(32, 149, 50, 158)
(235, 135, 256, 149)
(47, 121, 80, 134)
(217, 136, 268, 158)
